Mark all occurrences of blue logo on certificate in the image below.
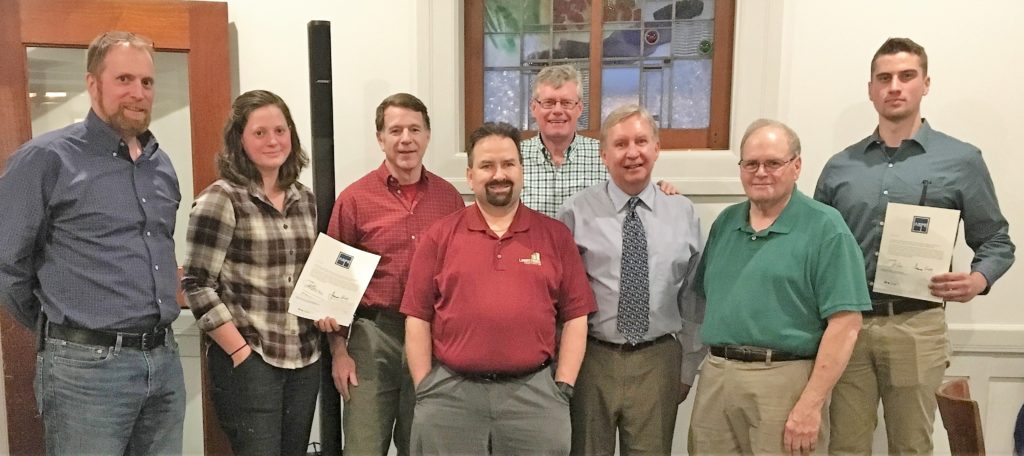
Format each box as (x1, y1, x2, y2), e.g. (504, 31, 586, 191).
(911, 216, 930, 234)
(336, 252, 354, 269)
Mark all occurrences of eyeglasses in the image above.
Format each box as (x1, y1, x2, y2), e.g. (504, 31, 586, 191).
(533, 98, 580, 110)
(738, 155, 798, 173)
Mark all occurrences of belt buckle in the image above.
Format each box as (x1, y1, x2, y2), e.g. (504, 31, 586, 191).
(140, 332, 152, 350)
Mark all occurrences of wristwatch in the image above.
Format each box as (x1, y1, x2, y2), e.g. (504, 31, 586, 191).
(555, 381, 575, 400)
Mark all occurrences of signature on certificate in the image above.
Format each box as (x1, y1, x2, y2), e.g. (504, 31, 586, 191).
(913, 263, 934, 272)
(303, 281, 323, 296)
(885, 259, 904, 269)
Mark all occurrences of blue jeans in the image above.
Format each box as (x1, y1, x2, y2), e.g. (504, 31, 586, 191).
(34, 329, 186, 456)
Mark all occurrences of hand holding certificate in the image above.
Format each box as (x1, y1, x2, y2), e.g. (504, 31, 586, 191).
(288, 233, 381, 325)
(873, 202, 960, 302)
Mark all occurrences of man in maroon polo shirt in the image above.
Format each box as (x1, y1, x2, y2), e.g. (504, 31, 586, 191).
(401, 122, 596, 455)
(315, 93, 465, 456)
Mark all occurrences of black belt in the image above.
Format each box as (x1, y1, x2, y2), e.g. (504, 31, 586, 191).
(587, 334, 674, 352)
(452, 359, 552, 382)
(354, 306, 405, 323)
(46, 322, 169, 351)
(863, 298, 943, 317)
(710, 345, 813, 363)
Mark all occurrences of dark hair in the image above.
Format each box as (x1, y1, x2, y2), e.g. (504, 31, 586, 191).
(466, 122, 522, 166)
(872, 37, 928, 76)
(217, 90, 309, 189)
(86, 31, 154, 76)
(375, 93, 431, 132)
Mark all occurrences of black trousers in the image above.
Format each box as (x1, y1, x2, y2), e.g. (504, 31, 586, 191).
(207, 344, 321, 456)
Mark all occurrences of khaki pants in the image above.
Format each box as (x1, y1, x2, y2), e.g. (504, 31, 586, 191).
(689, 354, 827, 455)
(570, 337, 682, 455)
(829, 307, 949, 455)
(343, 315, 415, 456)
(411, 364, 571, 455)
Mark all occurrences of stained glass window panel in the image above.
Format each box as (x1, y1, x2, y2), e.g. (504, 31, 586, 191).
(671, 19, 714, 58)
(485, 0, 525, 32)
(484, 70, 522, 126)
(604, 0, 640, 23)
(549, 31, 591, 60)
(601, 66, 640, 121)
(485, 34, 521, 67)
(643, 68, 664, 125)
(670, 59, 711, 128)
(553, 0, 592, 30)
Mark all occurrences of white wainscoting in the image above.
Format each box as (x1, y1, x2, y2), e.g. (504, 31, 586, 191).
(175, 313, 1024, 455)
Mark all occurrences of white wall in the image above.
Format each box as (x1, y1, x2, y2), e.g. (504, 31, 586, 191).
(224, 1, 1024, 453)
(223, 0, 1024, 324)
(5, 0, 1022, 453)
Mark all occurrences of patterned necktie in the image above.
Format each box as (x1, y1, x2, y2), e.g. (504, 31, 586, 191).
(617, 197, 649, 344)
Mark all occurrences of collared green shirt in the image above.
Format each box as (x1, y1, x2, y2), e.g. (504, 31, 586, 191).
(697, 190, 871, 357)
(521, 133, 608, 217)
(815, 120, 1014, 294)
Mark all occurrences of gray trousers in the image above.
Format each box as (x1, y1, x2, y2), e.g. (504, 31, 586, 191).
(344, 314, 415, 456)
(411, 364, 571, 455)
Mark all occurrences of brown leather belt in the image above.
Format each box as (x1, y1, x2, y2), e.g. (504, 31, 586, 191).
(710, 345, 813, 362)
(863, 298, 943, 317)
(587, 334, 675, 352)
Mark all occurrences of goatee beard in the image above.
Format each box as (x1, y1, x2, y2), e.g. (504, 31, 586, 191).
(485, 180, 515, 207)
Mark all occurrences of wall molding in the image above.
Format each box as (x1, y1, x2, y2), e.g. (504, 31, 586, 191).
(948, 323, 1024, 354)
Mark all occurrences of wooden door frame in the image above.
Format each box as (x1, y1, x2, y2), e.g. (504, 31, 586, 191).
(0, 0, 230, 454)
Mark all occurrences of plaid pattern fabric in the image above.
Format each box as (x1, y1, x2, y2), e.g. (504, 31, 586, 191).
(328, 162, 465, 311)
(521, 134, 608, 217)
(182, 179, 320, 369)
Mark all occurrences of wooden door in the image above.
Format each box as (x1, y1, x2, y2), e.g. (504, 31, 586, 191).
(0, 0, 230, 454)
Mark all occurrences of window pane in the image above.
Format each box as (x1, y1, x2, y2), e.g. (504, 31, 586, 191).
(553, 0, 591, 30)
(672, 19, 714, 58)
(642, 67, 665, 126)
(485, 0, 524, 32)
(670, 59, 711, 128)
(485, 70, 523, 126)
(602, 29, 641, 58)
(523, 33, 553, 64)
(550, 31, 591, 60)
(643, 0, 710, 20)
(604, 0, 640, 22)
(601, 66, 640, 121)
(485, 33, 521, 67)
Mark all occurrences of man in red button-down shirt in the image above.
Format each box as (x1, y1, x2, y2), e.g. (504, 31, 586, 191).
(401, 122, 596, 455)
(315, 93, 464, 456)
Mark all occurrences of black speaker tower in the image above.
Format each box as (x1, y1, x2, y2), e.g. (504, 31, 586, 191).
(308, 20, 342, 455)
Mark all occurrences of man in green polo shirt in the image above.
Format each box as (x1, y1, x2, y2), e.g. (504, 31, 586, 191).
(688, 119, 871, 455)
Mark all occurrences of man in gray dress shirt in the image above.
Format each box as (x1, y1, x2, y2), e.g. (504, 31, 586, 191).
(815, 37, 1015, 455)
(556, 104, 705, 455)
(0, 31, 184, 455)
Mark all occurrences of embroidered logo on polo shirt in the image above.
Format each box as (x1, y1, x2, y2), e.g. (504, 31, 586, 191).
(519, 252, 542, 266)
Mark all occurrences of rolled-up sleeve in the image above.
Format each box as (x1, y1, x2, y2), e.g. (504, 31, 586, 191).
(181, 186, 236, 331)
